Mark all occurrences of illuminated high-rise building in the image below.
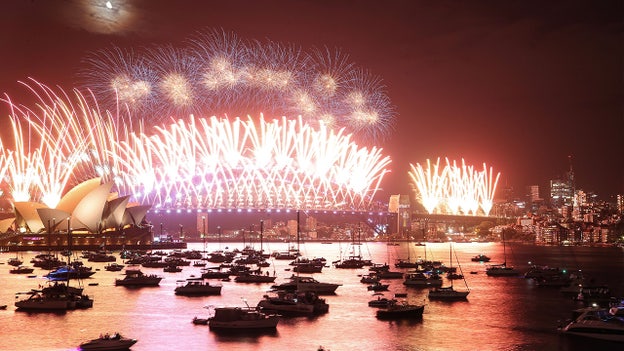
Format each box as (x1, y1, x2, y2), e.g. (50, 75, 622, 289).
(550, 156, 575, 207)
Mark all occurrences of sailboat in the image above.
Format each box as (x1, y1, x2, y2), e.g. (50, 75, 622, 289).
(394, 234, 419, 268)
(486, 231, 520, 276)
(428, 242, 470, 300)
(334, 224, 369, 268)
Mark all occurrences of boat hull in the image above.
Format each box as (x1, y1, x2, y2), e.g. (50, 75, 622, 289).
(376, 304, 425, 320)
(79, 338, 137, 350)
(208, 318, 279, 330)
(15, 299, 73, 311)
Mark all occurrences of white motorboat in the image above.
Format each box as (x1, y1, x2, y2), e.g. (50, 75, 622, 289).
(559, 306, 624, 342)
(79, 333, 137, 350)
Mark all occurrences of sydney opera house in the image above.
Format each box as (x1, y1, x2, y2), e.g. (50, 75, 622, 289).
(0, 178, 157, 250)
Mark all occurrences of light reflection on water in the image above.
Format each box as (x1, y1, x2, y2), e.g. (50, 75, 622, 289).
(0, 242, 622, 351)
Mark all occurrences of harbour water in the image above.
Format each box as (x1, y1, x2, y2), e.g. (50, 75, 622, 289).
(1, 242, 622, 351)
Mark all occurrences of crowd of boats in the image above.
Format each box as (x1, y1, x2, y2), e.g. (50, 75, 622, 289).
(2, 240, 623, 348)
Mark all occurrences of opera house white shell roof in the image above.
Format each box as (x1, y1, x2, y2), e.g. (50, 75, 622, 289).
(9, 178, 150, 234)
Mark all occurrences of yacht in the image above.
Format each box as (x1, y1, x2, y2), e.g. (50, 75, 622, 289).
(485, 263, 520, 276)
(470, 254, 491, 262)
(271, 275, 341, 294)
(115, 268, 162, 287)
(368, 295, 398, 308)
(403, 272, 443, 287)
(44, 265, 95, 280)
(79, 333, 137, 350)
(234, 272, 276, 283)
(174, 279, 222, 296)
(208, 306, 279, 330)
(104, 263, 125, 272)
(9, 266, 35, 274)
(428, 286, 470, 300)
(15, 282, 93, 311)
(257, 290, 329, 316)
(559, 305, 624, 342)
(376, 300, 425, 320)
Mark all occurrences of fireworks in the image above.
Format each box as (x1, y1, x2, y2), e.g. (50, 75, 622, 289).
(409, 158, 501, 216)
(0, 81, 391, 212)
(78, 28, 395, 142)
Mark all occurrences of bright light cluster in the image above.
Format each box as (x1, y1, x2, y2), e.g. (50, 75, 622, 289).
(409, 158, 500, 216)
(78, 29, 395, 142)
(0, 80, 391, 211)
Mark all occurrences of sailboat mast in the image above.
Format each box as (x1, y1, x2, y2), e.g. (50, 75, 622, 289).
(297, 210, 301, 253)
(502, 230, 507, 266)
(67, 217, 71, 266)
(260, 220, 264, 255)
(449, 242, 453, 288)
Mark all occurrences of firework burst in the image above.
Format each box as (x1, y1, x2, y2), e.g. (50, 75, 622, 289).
(409, 158, 501, 216)
(79, 29, 396, 143)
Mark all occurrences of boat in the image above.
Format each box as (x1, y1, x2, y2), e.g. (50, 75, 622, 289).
(79, 332, 137, 350)
(376, 300, 425, 320)
(15, 282, 93, 311)
(208, 306, 279, 330)
(403, 272, 443, 287)
(192, 316, 209, 325)
(471, 254, 491, 262)
(104, 263, 125, 272)
(485, 263, 520, 277)
(334, 255, 367, 268)
(271, 275, 341, 294)
(9, 265, 35, 274)
(7, 256, 23, 267)
(368, 295, 398, 308)
(290, 257, 324, 273)
(428, 242, 470, 300)
(360, 274, 380, 284)
(367, 282, 390, 291)
(394, 234, 420, 268)
(200, 269, 231, 279)
(31, 254, 64, 270)
(335, 225, 370, 268)
(257, 290, 329, 316)
(87, 251, 117, 262)
(486, 232, 519, 276)
(428, 285, 470, 300)
(524, 264, 567, 279)
(115, 268, 162, 287)
(163, 265, 183, 273)
(44, 264, 96, 280)
(234, 272, 276, 283)
(559, 305, 624, 342)
(174, 279, 222, 296)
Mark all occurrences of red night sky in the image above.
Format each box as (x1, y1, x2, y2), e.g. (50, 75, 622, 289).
(0, 0, 622, 201)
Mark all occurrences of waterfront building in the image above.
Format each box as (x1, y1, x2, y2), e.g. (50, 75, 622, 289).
(0, 178, 154, 249)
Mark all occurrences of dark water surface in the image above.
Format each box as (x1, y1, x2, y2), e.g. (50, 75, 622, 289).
(1, 242, 622, 351)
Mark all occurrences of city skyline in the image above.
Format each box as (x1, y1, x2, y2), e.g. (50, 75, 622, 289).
(0, 0, 622, 201)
